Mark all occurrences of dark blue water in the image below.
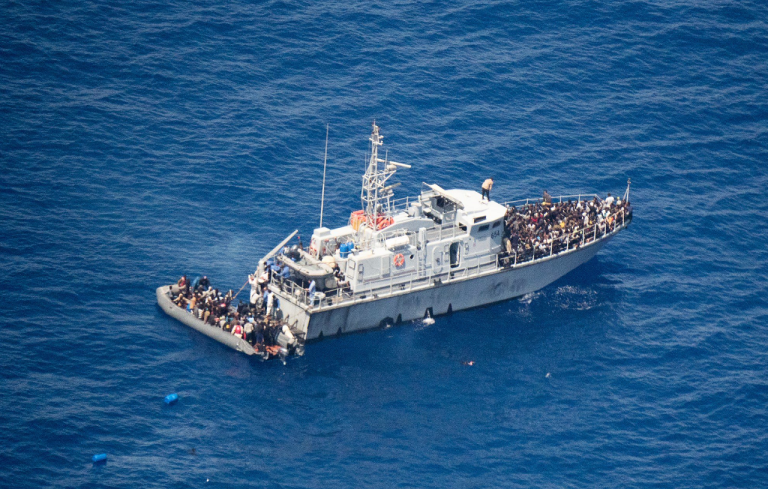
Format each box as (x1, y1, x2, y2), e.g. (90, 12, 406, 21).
(2, 0, 768, 487)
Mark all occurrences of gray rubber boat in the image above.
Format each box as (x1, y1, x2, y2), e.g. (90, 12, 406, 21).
(156, 285, 267, 358)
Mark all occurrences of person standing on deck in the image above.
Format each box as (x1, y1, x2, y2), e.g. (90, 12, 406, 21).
(266, 290, 275, 317)
(244, 319, 254, 344)
(248, 274, 259, 306)
(481, 178, 493, 201)
(308, 280, 316, 301)
(280, 265, 291, 281)
(261, 288, 269, 314)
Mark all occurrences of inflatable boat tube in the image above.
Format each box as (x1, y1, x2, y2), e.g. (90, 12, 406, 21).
(156, 285, 260, 357)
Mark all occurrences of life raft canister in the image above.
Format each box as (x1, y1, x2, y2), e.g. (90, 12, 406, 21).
(393, 253, 405, 267)
(350, 210, 365, 231)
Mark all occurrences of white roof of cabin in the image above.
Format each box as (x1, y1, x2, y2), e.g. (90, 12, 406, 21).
(445, 189, 507, 222)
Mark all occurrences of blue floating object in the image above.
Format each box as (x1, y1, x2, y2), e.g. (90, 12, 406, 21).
(164, 393, 179, 405)
(92, 453, 107, 464)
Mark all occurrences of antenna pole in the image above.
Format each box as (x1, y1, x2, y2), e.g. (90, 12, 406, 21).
(624, 178, 631, 203)
(319, 124, 329, 228)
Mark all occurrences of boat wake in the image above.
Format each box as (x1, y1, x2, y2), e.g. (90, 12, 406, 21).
(519, 292, 541, 305)
(554, 285, 599, 311)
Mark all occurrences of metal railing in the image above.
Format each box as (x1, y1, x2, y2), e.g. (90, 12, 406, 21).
(352, 194, 603, 252)
(352, 226, 413, 252)
(389, 195, 414, 213)
(350, 220, 464, 253)
(425, 222, 465, 242)
(270, 276, 310, 305)
(502, 193, 602, 208)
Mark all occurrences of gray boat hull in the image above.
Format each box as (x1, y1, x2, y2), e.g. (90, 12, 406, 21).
(278, 236, 610, 340)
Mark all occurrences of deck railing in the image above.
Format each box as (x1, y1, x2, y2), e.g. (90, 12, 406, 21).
(501, 193, 602, 208)
(389, 195, 414, 213)
(353, 226, 413, 252)
(351, 194, 604, 252)
(272, 205, 630, 311)
(351, 221, 466, 253)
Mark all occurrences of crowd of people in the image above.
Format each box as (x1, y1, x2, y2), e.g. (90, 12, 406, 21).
(170, 275, 297, 354)
(501, 191, 632, 263)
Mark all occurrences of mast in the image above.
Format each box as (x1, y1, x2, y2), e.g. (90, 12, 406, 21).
(360, 122, 410, 228)
(623, 178, 631, 203)
(319, 124, 329, 228)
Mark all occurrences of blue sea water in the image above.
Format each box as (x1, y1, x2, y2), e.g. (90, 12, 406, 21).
(2, 0, 768, 487)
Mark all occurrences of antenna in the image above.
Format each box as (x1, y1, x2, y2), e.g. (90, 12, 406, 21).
(623, 178, 631, 203)
(319, 124, 329, 228)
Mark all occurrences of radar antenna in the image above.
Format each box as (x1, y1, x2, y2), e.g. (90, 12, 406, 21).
(360, 122, 410, 228)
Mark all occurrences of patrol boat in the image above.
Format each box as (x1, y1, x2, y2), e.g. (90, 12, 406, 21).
(158, 123, 632, 355)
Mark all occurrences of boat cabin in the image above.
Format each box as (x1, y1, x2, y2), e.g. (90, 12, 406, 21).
(298, 183, 506, 295)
